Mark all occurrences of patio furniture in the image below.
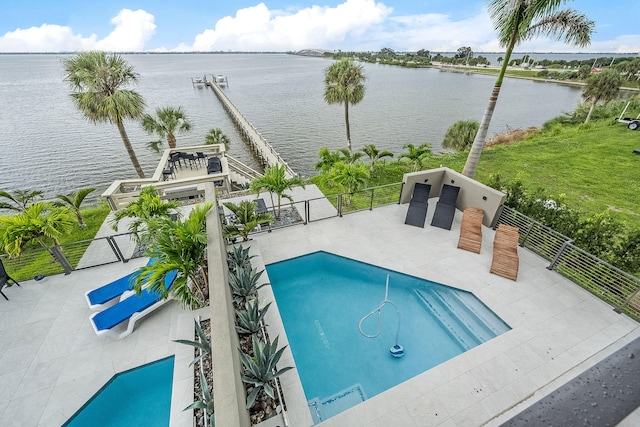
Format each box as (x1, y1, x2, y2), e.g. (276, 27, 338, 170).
(90, 269, 178, 339)
(207, 156, 223, 174)
(181, 153, 199, 169)
(404, 183, 431, 228)
(0, 258, 20, 301)
(85, 258, 155, 310)
(490, 224, 520, 281)
(255, 198, 271, 230)
(162, 167, 175, 181)
(457, 207, 484, 253)
(168, 153, 183, 170)
(431, 184, 460, 230)
(196, 152, 207, 165)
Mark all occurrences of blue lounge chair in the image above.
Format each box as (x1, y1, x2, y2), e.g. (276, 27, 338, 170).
(404, 183, 431, 228)
(431, 184, 461, 230)
(90, 270, 178, 339)
(85, 258, 156, 310)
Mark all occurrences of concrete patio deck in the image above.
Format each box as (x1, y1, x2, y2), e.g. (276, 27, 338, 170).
(246, 196, 640, 426)
(1, 185, 639, 426)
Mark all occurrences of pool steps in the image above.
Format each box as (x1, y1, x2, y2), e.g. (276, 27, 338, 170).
(413, 287, 510, 351)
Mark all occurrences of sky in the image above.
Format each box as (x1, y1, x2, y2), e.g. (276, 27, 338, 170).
(0, 0, 639, 54)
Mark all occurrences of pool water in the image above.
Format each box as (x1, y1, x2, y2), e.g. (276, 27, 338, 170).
(62, 356, 174, 427)
(266, 251, 510, 423)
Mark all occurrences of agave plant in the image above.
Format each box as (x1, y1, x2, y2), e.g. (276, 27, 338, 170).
(236, 299, 271, 336)
(184, 372, 215, 427)
(239, 336, 293, 409)
(174, 318, 212, 367)
(228, 266, 268, 304)
(227, 245, 255, 273)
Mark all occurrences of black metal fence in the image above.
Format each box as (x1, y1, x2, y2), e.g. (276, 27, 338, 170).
(496, 206, 640, 321)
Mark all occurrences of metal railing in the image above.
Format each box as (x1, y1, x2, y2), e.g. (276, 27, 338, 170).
(1, 232, 141, 282)
(497, 206, 640, 321)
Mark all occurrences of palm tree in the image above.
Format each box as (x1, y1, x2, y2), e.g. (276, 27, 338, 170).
(142, 106, 192, 151)
(315, 147, 344, 173)
(250, 164, 306, 219)
(110, 186, 181, 245)
(222, 200, 274, 242)
(399, 143, 432, 172)
(134, 203, 214, 309)
(582, 69, 623, 123)
(0, 189, 43, 212)
(461, 0, 594, 179)
(329, 161, 370, 204)
(0, 202, 75, 256)
(205, 128, 230, 150)
(442, 120, 480, 151)
(361, 144, 393, 172)
(53, 187, 95, 227)
(324, 58, 366, 152)
(63, 51, 147, 178)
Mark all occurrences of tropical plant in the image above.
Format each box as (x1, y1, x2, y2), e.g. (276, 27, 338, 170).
(174, 318, 212, 367)
(239, 336, 293, 409)
(227, 245, 255, 273)
(0, 189, 44, 212)
(0, 202, 75, 256)
(62, 51, 147, 178)
(111, 186, 181, 245)
(222, 200, 274, 242)
(360, 144, 393, 173)
(53, 187, 96, 227)
(236, 299, 271, 336)
(324, 58, 366, 152)
(184, 372, 215, 427)
(134, 203, 214, 309)
(315, 147, 344, 173)
(328, 161, 369, 204)
(461, 0, 594, 178)
(228, 266, 268, 304)
(250, 164, 306, 219)
(205, 128, 230, 150)
(142, 106, 192, 151)
(582, 69, 623, 123)
(442, 120, 479, 151)
(399, 143, 432, 172)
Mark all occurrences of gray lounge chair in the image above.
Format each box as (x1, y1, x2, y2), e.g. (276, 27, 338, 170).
(431, 184, 460, 230)
(0, 258, 20, 301)
(404, 183, 431, 228)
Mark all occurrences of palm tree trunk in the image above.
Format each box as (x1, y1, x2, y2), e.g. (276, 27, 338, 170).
(116, 120, 146, 178)
(585, 100, 597, 123)
(462, 29, 518, 179)
(168, 134, 177, 149)
(344, 103, 352, 152)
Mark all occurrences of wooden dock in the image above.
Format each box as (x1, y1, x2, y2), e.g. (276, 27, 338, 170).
(204, 75, 297, 178)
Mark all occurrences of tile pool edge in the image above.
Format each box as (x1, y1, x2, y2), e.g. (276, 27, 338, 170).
(252, 243, 316, 426)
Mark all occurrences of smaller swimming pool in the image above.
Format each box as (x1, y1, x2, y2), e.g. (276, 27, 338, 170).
(62, 355, 174, 427)
(266, 251, 510, 423)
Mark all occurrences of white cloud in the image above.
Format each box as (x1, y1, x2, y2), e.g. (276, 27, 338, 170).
(0, 9, 155, 52)
(183, 0, 393, 52)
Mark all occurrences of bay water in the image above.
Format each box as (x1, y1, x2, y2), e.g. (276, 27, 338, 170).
(0, 53, 591, 201)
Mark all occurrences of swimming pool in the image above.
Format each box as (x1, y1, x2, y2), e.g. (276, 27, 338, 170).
(62, 356, 174, 427)
(266, 251, 510, 423)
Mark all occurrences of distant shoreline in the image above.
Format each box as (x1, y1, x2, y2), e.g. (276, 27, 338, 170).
(433, 63, 640, 92)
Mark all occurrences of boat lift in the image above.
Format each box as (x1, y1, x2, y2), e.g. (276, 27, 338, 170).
(616, 101, 640, 130)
